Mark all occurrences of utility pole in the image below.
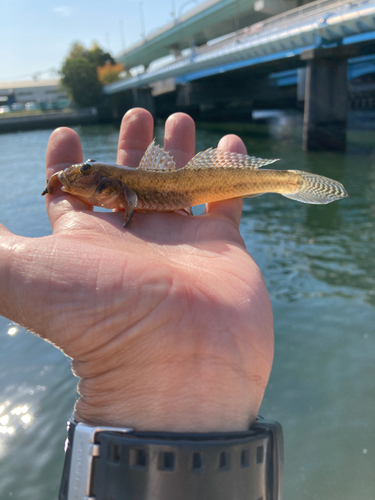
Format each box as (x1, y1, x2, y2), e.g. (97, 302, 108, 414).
(119, 19, 126, 51)
(235, 0, 240, 31)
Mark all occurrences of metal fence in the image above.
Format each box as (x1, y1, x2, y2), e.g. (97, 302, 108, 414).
(196, 0, 373, 56)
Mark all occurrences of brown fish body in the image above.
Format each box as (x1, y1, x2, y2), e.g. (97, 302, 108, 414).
(42, 141, 348, 227)
(107, 167, 300, 210)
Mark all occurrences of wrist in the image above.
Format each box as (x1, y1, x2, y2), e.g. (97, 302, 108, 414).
(74, 400, 258, 433)
(73, 362, 265, 432)
(70, 312, 272, 433)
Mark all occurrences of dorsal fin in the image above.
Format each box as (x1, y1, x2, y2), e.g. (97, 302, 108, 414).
(184, 148, 279, 170)
(138, 140, 176, 171)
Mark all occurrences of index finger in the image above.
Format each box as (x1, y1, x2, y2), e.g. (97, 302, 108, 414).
(46, 126, 83, 182)
(45, 127, 90, 228)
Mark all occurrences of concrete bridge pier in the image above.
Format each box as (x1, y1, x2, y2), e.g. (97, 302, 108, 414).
(108, 87, 155, 122)
(301, 47, 356, 152)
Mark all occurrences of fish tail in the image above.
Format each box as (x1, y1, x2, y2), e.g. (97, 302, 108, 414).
(282, 170, 348, 204)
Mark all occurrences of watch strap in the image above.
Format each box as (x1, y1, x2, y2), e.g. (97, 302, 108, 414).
(59, 418, 283, 500)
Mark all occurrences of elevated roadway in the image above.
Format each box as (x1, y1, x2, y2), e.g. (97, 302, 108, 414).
(106, 0, 375, 151)
(108, 0, 375, 93)
(117, 0, 292, 69)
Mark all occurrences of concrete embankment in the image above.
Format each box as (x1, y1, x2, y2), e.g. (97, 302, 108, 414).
(0, 108, 98, 133)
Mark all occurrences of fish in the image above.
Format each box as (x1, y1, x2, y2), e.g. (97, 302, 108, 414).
(42, 140, 348, 227)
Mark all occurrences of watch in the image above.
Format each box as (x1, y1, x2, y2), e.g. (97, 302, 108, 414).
(59, 416, 283, 500)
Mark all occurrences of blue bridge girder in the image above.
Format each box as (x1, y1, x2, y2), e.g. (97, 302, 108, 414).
(269, 53, 375, 87)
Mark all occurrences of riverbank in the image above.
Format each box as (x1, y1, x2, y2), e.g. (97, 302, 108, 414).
(0, 107, 98, 133)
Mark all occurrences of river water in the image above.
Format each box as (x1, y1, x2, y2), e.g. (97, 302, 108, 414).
(0, 115, 374, 499)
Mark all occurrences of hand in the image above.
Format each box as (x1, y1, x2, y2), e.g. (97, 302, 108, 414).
(0, 108, 273, 432)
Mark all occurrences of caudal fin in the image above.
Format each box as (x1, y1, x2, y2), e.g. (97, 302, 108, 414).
(282, 170, 348, 205)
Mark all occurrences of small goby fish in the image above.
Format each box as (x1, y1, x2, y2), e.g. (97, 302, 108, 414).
(42, 141, 348, 227)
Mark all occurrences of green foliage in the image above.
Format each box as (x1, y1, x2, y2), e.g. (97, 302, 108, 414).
(87, 42, 116, 67)
(67, 42, 86, 59)
(60, 42, 117, 108)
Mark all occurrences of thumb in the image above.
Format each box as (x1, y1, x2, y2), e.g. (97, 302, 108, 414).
(0, 224, 47, 333)
(0, 225, 52, 336)
(0, 223, 23, 323)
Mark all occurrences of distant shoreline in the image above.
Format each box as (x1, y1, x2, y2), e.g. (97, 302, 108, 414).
(0, 107, 98, 133)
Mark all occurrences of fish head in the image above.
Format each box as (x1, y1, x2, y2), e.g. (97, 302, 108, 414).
(42, 161, 125, 209)
(57, 161, 125, 209)
(57, 161, 101, 198)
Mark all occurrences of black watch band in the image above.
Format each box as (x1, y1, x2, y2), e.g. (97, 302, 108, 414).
(59, 417, 283, 500)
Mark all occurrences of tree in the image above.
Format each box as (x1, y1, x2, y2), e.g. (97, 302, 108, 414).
(97, 63, 124, 85)
(61, 56, 102, 107)
(60, 42, 118, 108)
(88, 42, 116, 67)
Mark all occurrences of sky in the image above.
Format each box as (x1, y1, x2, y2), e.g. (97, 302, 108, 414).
(1, 0, 206, 81)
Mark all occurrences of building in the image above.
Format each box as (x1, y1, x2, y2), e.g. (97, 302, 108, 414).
(0, 79, 68, 107)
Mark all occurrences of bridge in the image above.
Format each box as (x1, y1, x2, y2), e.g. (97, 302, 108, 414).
(116, 0, 268, 70)
(105, 0, 375, 150)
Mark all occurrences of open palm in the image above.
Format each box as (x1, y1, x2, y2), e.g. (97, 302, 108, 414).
(0, 109, 273, 432)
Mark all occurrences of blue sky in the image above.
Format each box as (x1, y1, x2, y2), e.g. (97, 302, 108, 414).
(1, 0, 205, 81)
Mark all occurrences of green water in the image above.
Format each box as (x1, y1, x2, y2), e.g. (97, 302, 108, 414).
(0, 116, 374, 499)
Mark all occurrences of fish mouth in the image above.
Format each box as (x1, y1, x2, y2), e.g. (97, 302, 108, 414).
(41, 169, 68, 196)
(57, 167, 100, 199)
(42, 166, 85, 196)
(57, 170, 69, 190)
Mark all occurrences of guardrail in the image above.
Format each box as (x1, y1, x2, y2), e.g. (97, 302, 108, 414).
(253, 0, 368, 33)
(193, 0, 372, 57)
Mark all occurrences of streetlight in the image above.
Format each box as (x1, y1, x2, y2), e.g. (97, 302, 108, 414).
(119, 19, 126, 51)
(139, 1, 146, 39)
(178, 0, 198, 19)
(170, 0, 176, 19)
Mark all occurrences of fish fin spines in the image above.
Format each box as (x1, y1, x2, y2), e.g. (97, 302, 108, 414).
(282, 170, 348, 204)
(184, 148, 278, 170)
(138, 140, 176, 171)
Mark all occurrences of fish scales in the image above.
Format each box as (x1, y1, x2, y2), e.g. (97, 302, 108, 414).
(80, 164, 300, 210)
(42, 140, 348, 227)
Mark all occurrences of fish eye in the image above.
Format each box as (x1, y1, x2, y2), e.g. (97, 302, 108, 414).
(80, 163, 92, 174)
(86, 159, 97, 162)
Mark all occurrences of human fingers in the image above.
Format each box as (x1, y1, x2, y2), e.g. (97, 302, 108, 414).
(46, 126, 83, 176)
(45, 127, 90, 229)
(117, 108, 154, 167)
(205, 134, 246, 228)
(164, 112, 195, 169)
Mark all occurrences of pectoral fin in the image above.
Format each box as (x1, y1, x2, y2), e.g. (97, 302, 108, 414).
(122, 185, 138, 228)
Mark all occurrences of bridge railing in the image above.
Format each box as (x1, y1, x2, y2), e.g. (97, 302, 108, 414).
(179, 0, 370, 59)
(251, 0, 369, 33)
